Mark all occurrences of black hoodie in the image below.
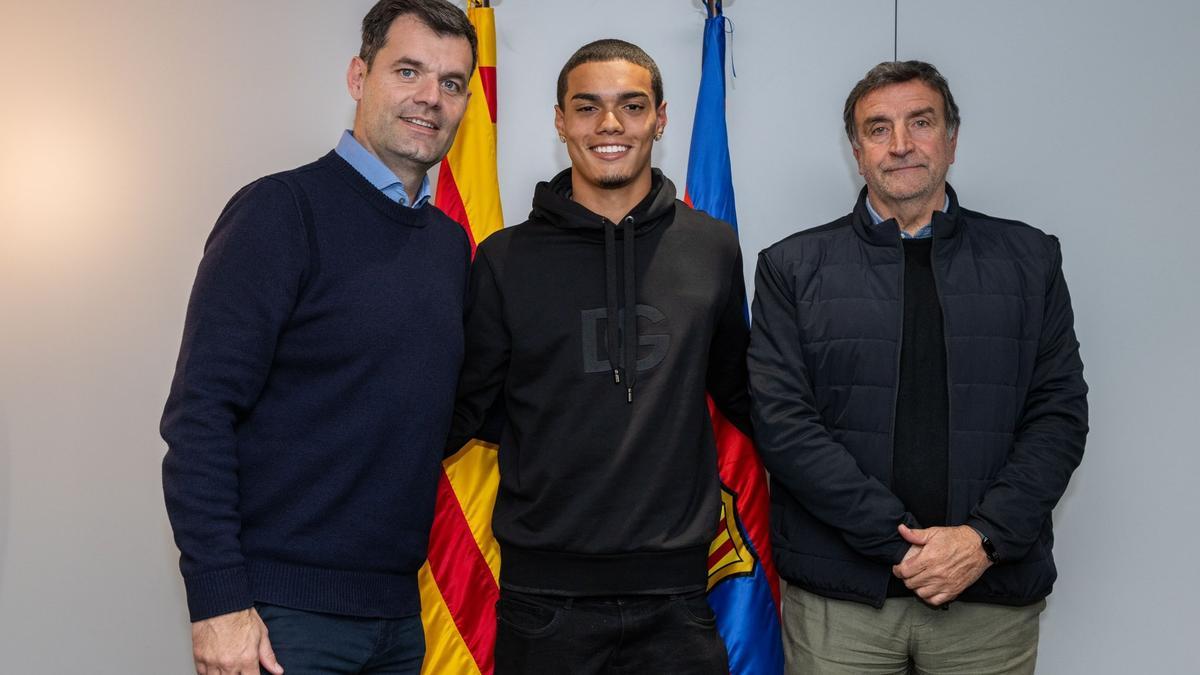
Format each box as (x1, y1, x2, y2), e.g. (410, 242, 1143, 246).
(448, 168, 752, 595)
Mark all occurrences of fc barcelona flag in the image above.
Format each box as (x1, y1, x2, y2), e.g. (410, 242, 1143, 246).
(420, 2, 503, 674)
(685, 3, 785, 674)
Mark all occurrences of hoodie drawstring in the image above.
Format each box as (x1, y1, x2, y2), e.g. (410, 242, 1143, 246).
(622, 216, 637, 403)
(603, 218, 621, 386)
(602, 216, 638, 404)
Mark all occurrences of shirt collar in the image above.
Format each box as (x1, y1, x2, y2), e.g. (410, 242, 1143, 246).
(865, 193, 950, 240)
(334, 130, 431, 208)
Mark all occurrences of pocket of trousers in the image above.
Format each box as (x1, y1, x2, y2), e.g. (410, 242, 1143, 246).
(675, 592, 717, 627)
(497, 596, 565, 637)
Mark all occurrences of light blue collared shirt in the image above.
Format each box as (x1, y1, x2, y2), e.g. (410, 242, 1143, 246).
(865, 193, 950, 240)
(335, 130, 432, 208)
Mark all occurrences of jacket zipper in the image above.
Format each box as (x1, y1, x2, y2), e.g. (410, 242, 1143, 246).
(887, 239, 905, 495)
(929, 232, 954, 525)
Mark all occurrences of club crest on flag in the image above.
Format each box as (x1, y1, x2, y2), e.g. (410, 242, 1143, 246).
(688, 2, 785, 673)
(708, 485, 758, 588)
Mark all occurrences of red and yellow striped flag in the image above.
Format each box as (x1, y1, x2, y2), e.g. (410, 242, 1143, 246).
(421, 3, 503, 674)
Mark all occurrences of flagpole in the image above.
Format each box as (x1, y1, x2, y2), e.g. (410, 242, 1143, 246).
(707, 0, 719, 18)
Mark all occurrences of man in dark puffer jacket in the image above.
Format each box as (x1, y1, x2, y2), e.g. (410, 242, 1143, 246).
(748, 61, 1087, 674)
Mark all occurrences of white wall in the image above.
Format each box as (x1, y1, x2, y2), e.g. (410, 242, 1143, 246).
(1, 0, 1196, 671)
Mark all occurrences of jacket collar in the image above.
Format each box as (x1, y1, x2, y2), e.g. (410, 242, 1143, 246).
(851, 183, 963, 246)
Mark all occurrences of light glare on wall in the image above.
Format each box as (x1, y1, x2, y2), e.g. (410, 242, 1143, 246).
(0, 112, 133, 278)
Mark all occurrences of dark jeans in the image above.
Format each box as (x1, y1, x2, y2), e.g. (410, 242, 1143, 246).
(256, 603, 424, 675)
(494, 589, 729, 675)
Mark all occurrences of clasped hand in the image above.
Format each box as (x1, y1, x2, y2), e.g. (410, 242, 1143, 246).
(891, 524, 992, 607)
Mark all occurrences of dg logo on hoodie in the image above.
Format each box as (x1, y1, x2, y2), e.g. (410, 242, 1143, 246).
(580, 304, 670, 374)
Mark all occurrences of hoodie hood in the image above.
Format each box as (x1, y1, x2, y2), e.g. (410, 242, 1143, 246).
(530, 168, 678, 236)
(529, 168, 678, 404)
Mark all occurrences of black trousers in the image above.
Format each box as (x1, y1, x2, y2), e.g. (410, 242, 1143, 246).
(494, 588, 729, 675)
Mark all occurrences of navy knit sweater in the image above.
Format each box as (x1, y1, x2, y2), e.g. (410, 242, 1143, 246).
(161, 151, 469, 621)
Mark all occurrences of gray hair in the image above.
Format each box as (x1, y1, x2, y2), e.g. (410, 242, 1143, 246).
(843, 60, 960, 146)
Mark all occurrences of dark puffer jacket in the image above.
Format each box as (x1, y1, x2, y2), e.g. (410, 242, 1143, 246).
(748, 185, 1088, 608)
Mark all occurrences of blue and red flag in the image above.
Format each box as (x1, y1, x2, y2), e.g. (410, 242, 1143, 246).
(684, 3, 784, 674)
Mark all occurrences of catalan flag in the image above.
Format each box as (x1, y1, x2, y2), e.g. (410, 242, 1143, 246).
(420, 3, 503, 674)
(684, 3, 784, 674)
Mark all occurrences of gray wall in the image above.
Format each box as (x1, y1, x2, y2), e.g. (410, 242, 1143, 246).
(1, 0, 1196, 671)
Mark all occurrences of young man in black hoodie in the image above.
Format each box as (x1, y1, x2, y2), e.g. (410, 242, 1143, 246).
(448, 40, 751, 674)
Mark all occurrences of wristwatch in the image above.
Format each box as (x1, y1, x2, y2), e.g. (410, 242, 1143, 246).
(970, 526, 1000, 563)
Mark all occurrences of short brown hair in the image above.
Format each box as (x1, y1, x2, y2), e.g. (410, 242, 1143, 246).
(556, 39, 664, 107)
(359, 0, 478, 74)
(843, 60, 960, 145)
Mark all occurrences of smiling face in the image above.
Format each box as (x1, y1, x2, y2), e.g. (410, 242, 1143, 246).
(554, 59, 667, 201)
(347, 14, 473, 186)
(852, 79, 957, 211)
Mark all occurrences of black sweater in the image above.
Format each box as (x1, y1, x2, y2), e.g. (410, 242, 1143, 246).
(449, 169, 752, 595)
(887, 238, 950, 598)
(893, 238, 949, 530)
(161, 152, 469, 621)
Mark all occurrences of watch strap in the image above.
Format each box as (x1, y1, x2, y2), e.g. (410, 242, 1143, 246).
(969, 526, 1000, 563)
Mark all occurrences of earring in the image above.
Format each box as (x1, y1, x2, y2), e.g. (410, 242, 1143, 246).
(558, 134, 566, 143)
(654, 132, 663, 141)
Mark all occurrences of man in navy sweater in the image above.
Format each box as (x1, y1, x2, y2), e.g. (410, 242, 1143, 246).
(160, 2, 475, 673)
(749, 61, 1087, 673)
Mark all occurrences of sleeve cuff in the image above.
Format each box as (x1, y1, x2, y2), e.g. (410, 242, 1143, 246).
(966, 518, 1002, 563)
(184, 566, 252, 622)
(889, 513, 923, 564)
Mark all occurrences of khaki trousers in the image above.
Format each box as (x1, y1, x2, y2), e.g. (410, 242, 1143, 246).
(783, 585, 1045, 674)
